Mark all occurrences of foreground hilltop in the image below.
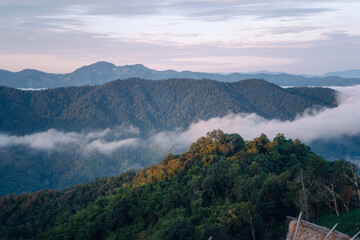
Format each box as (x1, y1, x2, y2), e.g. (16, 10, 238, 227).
(1, 130, 359, 239)
(0, 78, 336, 134)
(1, 62, 360, 88)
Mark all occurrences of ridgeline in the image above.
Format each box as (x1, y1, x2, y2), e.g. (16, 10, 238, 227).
(1, 61, 360, 88)
(0, 78, 337, 135)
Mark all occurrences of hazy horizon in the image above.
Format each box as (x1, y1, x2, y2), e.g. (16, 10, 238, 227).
(1, 60, 359, 77)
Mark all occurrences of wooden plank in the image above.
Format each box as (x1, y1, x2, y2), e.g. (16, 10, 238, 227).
(293, 212, 302, 240)
(323, 223, 338, 240)
(350, 230, 360, 240)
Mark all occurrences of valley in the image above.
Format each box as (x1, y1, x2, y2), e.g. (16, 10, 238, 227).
(2, 1, 360, 239)
(0, 78, 340, 195)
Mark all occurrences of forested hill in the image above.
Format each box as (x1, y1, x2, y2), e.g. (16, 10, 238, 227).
(1, 131, 359, 239)
(0, 78, 336, 134)
(1, 61, 360, 88)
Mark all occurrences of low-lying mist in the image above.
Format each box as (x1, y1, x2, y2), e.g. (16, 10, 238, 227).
(1, 84, 359, 195)
(0, 126, 140, 154)
(1, 85, 359, 158)
(153, 84, 360, 149)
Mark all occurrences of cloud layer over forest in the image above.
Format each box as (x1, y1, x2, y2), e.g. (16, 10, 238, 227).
(0, 85, 359, 157)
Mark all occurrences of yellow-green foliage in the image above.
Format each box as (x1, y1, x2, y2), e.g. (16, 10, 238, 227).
(0, 131, 357, 240)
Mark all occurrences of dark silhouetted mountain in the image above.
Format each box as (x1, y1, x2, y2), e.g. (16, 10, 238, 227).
(0, 78, 337, 135)
(0, 69, 63, 88)
(61, 61, 117, 86)
(1, 61, 360, 88)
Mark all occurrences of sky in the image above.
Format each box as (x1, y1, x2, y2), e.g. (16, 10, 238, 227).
(1, 0, 359, 74)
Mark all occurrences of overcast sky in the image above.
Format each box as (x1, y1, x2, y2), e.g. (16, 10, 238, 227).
(1, 0, 359, 74)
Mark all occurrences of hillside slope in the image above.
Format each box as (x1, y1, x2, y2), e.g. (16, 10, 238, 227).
(0, 78, 337, 135)
(0, 131, 358, 240)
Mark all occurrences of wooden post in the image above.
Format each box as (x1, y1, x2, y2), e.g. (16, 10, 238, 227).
(293, 212, 302, 240)
(350, 230, 360, 240)
(323, 223, 338, 240)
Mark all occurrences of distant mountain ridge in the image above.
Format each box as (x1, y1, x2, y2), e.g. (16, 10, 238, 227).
(322, 69, 360, 78)
(1, 61, 360, 88)
(0, 78, 337, 135)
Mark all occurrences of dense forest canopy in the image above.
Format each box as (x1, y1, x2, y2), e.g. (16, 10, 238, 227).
(0, 78, 339, 196)
(1, 131, 359, 240)
(0, 78, 337, 135)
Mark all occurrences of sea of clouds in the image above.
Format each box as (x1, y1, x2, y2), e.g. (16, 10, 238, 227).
(0, 85, 359, 157)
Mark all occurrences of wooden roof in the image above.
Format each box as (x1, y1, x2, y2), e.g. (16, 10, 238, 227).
(286, 217, 357, 240)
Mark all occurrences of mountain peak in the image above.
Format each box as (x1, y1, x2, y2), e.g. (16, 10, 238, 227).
(123, 64, 150, 70)
(19, 69, 44, 74)
(88, 61, 116, 68)
(71, 61, 116, 74)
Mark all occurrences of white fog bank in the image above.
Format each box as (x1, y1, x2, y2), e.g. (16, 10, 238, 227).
(0, 85, 359, 154)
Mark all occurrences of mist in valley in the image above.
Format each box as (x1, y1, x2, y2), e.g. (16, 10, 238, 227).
(1, 84, 359, 194)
